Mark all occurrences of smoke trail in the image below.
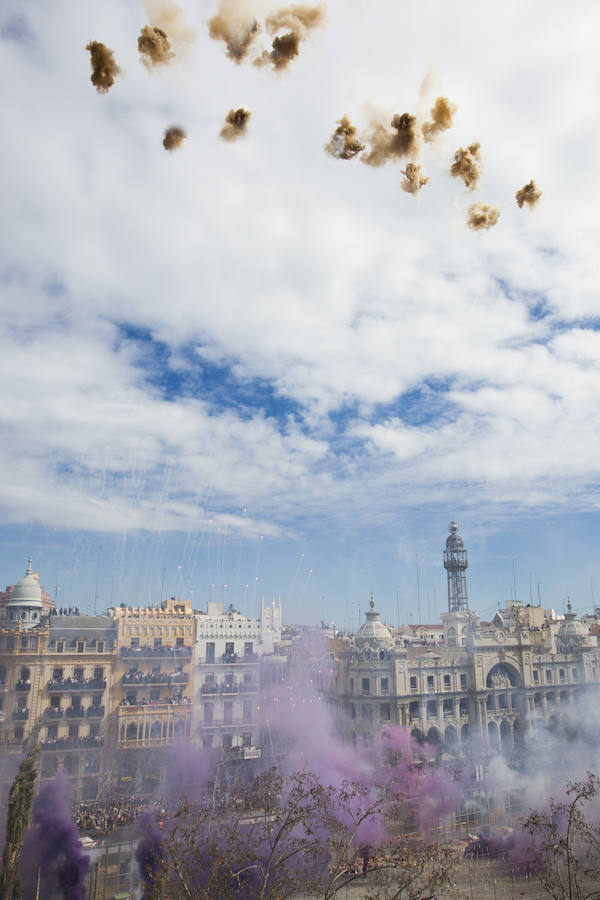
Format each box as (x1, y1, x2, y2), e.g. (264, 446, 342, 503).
(254, 4, 326, 70)
(220, 107, 251, 141)
(516, 179, 542, 209)
(449, 142, 481, 189)
(421, 96, 456, 142)
(138, 26, 174, 67)
(26, 777, 89, 900)
(467, 202, 500, 230)
(162, 126, 186, 150)
(86, 41, 121, 93)
(324, 116, 365, 160)
(401, 163, 429, 195)
(208, 0, 261, 63)
(361, 113, 419, 167)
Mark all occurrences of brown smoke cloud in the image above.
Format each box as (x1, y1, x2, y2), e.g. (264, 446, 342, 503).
(143, 0, 196, 56)
(220, 108, 251, 141)
(516, 179, 542, 209)
(138, 26, 174, 67)
(450, 142, 481, 189)
(362, 113, 418, 167)
(422, 96, 456, 142)
(86, 41, 121, 94)
(208, 10, 260, 63)
(401, 163, 429, 195)
(163, 126, 186, 151)
(324, 116, 365, 160)
(467, 202, 499, 230)
(254, 4, 326, 70)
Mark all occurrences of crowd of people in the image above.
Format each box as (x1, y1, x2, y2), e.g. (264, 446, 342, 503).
(118, 695, 192, 707)
(74, 795, 166, 835)
(122, 670, 189, 685)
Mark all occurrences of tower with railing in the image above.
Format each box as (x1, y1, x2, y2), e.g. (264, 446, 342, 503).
(443, 522, 469, 612)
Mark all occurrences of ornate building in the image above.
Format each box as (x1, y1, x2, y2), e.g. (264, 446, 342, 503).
(328, 524, 600, 755)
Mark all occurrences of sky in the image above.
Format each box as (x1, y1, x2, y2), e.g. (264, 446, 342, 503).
(1, 0, 600, 626)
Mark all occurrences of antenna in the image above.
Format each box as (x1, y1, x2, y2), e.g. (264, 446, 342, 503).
(416, 554, 421, 624)
(512, 559, 518, 604)
(537, 582, 542, 606)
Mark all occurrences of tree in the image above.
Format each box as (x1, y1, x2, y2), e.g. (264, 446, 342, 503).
(137, 766, 459, 900)
(522, 772, 600, 900)
(0, 728, 40, 900)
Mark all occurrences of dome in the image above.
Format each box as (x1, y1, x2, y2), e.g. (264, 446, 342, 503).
(445, 521, 464, 551)
(556, 602, 589, 651)
(355, 597, 393, 648)
(6, 559, 43, 607)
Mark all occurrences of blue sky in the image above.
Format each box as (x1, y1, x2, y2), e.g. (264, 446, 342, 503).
(1, 0, 600, 625)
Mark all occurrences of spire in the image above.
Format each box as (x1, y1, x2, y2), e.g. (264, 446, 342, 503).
(443, 522, 469, 612)
(25, 557, 33, 576)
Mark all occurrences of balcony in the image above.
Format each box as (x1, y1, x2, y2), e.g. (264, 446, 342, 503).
(15, 682, 31, 693)
(66, 706, 85, 719)
(221, 684, 239, 694)
(227, 746, 262, 760)
(121, 645, 193, 659)
(122, 672, 190, 687)
(239, 682, 257, 693)
(199, 653, 260, 665)
(40, 736, 104, 751)
(198, 718, 252, 729)
(87, 705, 105, 718)
(43, 707, 64, 720)
(46, 679, 106, 692)
(13, 709, 29, 720)
(200, 683, 219, 694)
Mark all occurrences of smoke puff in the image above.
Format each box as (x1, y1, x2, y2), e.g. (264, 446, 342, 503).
(467, 202, 500, 230)
(401, 163, 429, 195)
(143, 0, 196, 55)
(516, 179, 542, 209)
(25, 776, 89, 900)
(220, 107, 251, 141)
(362, 113, 419, 167)
(422, 96, 457, 142)
(450, 142, 481, 189)
(138, 26, 174, 67)
(163, 126, 186, 151)
(255, 4, 326, 70)
(208, 9, 260, 63)
(325, 116, 365, 160)
(254, 31, 300, 69)
(86, 41, 121, 94)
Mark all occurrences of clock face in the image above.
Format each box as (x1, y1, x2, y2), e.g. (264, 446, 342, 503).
(496, 630, 505, 643)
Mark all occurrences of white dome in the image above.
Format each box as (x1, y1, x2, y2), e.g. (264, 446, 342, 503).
(6, 559, 43, 607)
(356, 598, 393, 647)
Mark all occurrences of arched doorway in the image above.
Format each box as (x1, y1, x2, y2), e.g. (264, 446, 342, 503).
(487, 721, 498, 749)
(500, 719, 511, 750)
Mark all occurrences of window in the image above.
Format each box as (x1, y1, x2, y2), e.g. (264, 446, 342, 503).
(89, 722, 100, 737)
(222, 734, 233, 750)
(410, 676, 417, 690)
(69, 724, 79, 739)
(74, 667, 84, 680)
(77, 641, 84, 654)
(350, 678, 354, 692)
(126, 692, 137, 705)
(21, 637, 28, 650)
(206, 643, 215, 663)
(243, 701, 252, 722)
(57, 642, 64, 653)
(444, 674, 451, 687)
(91, 694, 102, 709)
(15, 726, 24, 741)
(46, 724, 58, 740)
(52, 668, 63, 681)
(460, 673, 467, 689)
(533, 670, 539, 683)
(97, 641, 104, 654)
(545, 669, 552, 683)
(225, 642, 234, 657)
(361, 678, 370, 695)
(176, 637, 184, 647)
(427, 675, 434, 690)
(154, 638, 162, 649)
(203, 703, 213, 725)
(150, 690, 160, 702)
(94, 667, 104, 681)
(224, 702, 233, 725)
(0, 666, 5, 685)
(409, 701, 419, 717)
(244, 642, 253, 656)
(130, 637, 139, 649)
(380, 704, 391, 721)
(350, 704, 356, 719)
(380, 677, 389, 693)
(459, 698, 469, 715)
(361, 704, 372, 722)
(243, 733, 252, 748)
(572, 668, 578, 680)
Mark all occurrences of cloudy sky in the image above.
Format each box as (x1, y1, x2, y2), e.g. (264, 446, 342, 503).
(2, 0, 600, 625)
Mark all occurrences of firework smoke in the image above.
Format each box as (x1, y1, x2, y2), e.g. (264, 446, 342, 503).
(516, 179, 542, 209)
(163, 126, 186, 150)
(449, 142, 481, 189)
(255, 4, 326, 70)
(467, 202, 499, 230)
(142, 0, 196, 59)
(24, 777, 89, 900)
(422, 96, 456, 142)
(138, 26, 174, 67)
(401, 163, 429, 195)
(220, 107, 251, 141)
(86, 41, 121, 93)
(325, 116, 365, 160)
(208, 0, 260, 63)
(362, 113, 419, 167)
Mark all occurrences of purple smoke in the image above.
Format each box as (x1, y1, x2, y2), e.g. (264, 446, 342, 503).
(23, 775, 89, 900)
